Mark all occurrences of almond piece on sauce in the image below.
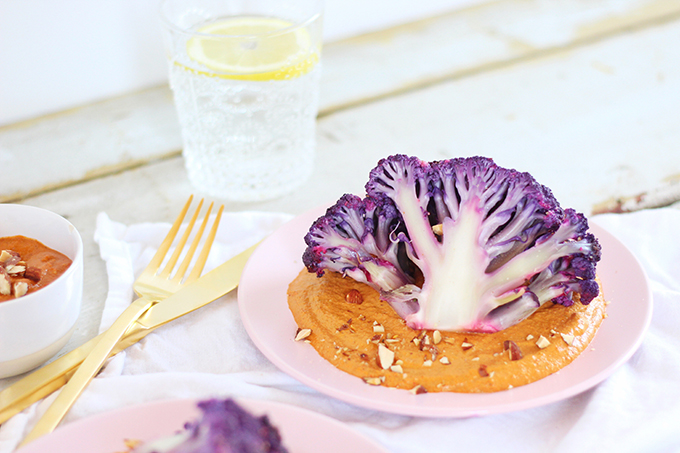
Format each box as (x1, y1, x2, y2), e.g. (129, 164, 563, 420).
(378, 343, 395, 370)
(6, 263, 26, 276)
(14, 281, 28, 298)
(390, 364, 404, 373)
(536, 335, 551, 349)
(503, 340, 523, 361)
(432, 330, 442, 344)
(0, 250, 12, 263)
(363, 376, 384, 386)
(561, 332, 575, 346)
(0, 250, 20, 266)
(345, 289, 363, 304)
(294, 328, 312, 341)
(0, 273, 10, 295)
(24, 267, 42, 282)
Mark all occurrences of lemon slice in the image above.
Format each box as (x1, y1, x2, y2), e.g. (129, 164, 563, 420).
(186, 16, 317, 81)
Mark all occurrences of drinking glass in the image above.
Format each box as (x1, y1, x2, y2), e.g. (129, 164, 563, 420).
(160, 0, 323, 202)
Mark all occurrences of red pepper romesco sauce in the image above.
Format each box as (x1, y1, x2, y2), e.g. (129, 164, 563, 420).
(0, 235, 73, 302)
(288, 270, 608, 393)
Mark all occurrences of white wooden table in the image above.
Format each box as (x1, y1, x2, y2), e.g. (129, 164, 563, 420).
(1, 0, 679, 426)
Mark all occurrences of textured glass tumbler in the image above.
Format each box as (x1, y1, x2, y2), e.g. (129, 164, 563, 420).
(160, 0, 323, 202)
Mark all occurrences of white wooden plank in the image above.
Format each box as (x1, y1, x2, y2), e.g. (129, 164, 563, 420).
(314, 19, 680, 217)
(321, 0, 680, 111)
(1, 0, 679, 201)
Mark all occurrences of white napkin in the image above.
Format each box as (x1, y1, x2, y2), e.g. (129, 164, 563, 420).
(2, 207, 680, 453)
(92, 210, 295, 378)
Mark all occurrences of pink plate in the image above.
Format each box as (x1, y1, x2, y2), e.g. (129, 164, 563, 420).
(238, 205, 653, 417)
(17, 397, 388, 453)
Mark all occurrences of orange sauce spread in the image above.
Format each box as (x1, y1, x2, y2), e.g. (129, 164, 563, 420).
(288, 270, 607, 393)
(0, 235, 73, 302)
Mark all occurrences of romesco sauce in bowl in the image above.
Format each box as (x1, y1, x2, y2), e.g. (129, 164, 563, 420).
(0, 204, 83, 378)
(0, 236, 73, 302)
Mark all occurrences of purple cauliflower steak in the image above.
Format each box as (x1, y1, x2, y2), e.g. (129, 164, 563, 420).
(133, 398, 288, 453)
(303, 155, 601, 333)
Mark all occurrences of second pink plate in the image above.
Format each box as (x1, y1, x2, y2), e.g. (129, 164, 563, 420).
(238, 205, 653, 417)
(17, 397, 388, 453)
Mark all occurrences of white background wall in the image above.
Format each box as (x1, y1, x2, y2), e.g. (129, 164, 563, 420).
(0, 0, 485, 126)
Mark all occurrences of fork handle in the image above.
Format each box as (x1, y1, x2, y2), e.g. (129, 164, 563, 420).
(18, 298, 156, 447)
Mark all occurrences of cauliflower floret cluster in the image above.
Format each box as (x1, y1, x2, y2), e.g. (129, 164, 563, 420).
(303, 155, 601, 333)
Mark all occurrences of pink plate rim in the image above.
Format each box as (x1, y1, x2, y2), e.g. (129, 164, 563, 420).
(16, 397, 389, 453)
(238, 204, 653, 417)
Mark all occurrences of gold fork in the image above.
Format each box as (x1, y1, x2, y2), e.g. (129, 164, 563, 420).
(19, 195, 224, 446)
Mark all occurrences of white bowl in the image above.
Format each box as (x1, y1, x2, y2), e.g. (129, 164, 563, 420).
(0, 204, 83, 378)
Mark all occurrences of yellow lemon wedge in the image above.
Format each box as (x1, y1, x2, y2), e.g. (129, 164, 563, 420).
(185, 16, 318, 81)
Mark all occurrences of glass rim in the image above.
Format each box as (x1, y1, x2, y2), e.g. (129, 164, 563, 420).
(158, 1, 322, 39)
